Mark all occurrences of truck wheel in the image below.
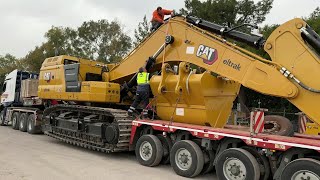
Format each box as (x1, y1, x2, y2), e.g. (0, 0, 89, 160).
(135, 135, 163, 167)
(281, 158, 320, 180)
(170, 140, 204, 178)
(191, 139, 215, 174)
(157, 134, 173, 164)
(242, 146, 270, 180)
(264, 115, 294, 136)
(216, 148, 260, 180)
(27, 114, 41, 134)
(11, 112, 20, 130)
(0, 110, 5, 126)
(202, 149, 215, 174)
(19, 113, 28, 132)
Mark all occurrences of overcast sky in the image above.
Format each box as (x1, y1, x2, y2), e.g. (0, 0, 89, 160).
(0, 0, 319, 58)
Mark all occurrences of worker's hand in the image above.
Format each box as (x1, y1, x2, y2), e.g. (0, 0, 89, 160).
(171, 10, 175, 17)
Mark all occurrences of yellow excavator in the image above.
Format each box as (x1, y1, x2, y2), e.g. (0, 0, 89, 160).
(38, 15, 320, 152)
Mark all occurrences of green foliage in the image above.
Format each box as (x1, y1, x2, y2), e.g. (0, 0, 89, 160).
(77, 20, 132, 63)
(182, 0, 273, 26)
(0, 54, 24, 88)
(133, 15, 151, 47)
(306, 7, 320, 35)
(22, 19, 132, 73)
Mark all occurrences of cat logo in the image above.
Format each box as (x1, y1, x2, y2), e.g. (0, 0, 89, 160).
(196, 44, 218, 65)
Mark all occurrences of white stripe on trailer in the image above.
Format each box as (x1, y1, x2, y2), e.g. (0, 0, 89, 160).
(133, 120, 320, 151)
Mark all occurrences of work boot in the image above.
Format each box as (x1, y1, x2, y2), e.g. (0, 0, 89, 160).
(142, 110, 150, 120)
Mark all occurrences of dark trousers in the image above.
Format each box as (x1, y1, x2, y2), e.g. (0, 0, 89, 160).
(131, 91, 149, 109)
(151, 21, 163, 31)
(128, 91, 150, 116)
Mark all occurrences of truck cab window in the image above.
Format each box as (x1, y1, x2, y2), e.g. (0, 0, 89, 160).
(2, 82, 6, 92)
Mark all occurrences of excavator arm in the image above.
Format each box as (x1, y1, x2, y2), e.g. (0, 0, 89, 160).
(108, 15, 320, 126)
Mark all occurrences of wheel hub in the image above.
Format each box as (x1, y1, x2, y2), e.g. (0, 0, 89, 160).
(230, 164, 241, 176)
(223, 157, 246, 180)
(292, 170, 320, 180)
(264, 121, 279, 133)
(140, 141, 153, 161)
(175, 148, 192, 170)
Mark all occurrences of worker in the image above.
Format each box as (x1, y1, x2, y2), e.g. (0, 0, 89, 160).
(151, 7, 174, 31)
(127, 67, 151, 119)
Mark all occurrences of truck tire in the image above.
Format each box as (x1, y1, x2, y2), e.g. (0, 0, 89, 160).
(27, 114, 40, 134)
(11, 112, 20, 130)
(242, 146, 270, 180)
(281, 158, 320, 180)
(19, 113, 28, 132)
(216, 148, 260, 180)
(0, 110, 5, 126)
(202, 149, 215, 174)
(135, 135, 163, 167)
(264, 115, 294, 137)
(170, 140, 204, 178)
(157, 134, 173, 164)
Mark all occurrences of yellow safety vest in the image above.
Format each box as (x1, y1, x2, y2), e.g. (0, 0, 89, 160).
(137, 72, 150, 85)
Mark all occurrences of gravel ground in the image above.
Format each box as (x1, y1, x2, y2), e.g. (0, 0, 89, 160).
(0, 126, 216, 180)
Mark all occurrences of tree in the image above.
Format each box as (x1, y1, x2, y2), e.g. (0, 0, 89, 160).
(306, 7, 320, 35)
(133, 15, 151, 47)
(182, 0, 273, 26)
(77, 20, 132, 63)
(23, 19, 132, 72)
(0, 54, 24, 89)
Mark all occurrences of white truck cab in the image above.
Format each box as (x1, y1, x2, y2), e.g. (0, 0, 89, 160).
(1, 70, 18, 105)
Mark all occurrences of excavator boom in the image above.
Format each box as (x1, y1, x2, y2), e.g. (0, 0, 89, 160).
(108, 16, 320, 125)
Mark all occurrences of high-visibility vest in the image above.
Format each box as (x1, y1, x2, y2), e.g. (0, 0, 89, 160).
(137, 72, 150, 85)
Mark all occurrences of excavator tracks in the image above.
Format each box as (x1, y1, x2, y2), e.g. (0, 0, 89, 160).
(42, 105, 133, 153)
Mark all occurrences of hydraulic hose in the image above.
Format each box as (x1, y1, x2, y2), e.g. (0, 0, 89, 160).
(291, 76, 320, 93)
(280, 67, 320, 93)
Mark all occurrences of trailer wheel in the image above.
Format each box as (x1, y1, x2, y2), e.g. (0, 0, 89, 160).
(216, 148, 260, 180)
(281, 158, 320, 180)
(12, 112, 20, 130)
(242, 146, 270, 180)
(27, 114, 39, 134)
(191, 139, 215, 174)
(19, 113, 28, 132)
(157, 134, 173, 164)
(264, 115, 294, 136)
(135, 135, 163, 167)
(170, 140, 204, 178)
(202, 149, 215, 174)
(0, 110, 5, 126)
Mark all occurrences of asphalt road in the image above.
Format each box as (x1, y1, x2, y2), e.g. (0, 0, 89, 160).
(0, 126, 216, 180)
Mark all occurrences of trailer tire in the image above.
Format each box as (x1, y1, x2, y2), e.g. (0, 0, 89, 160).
(264, 115, 294, 136)
(216, 148, 260, 180)
(0, 110, 5, 126)
(157, 134, 173, 164)
(202, 149, 215, 174)
(191, 139, 215, 174)
(170, 140, 204, 178)
(281, 158, 320, 180)
(27, 114, 38, 134)
(135, 135, 163, 167)
(242, 146, 270, 180)
(19, 113, 28, 132)
(12, 112, 20, 130)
